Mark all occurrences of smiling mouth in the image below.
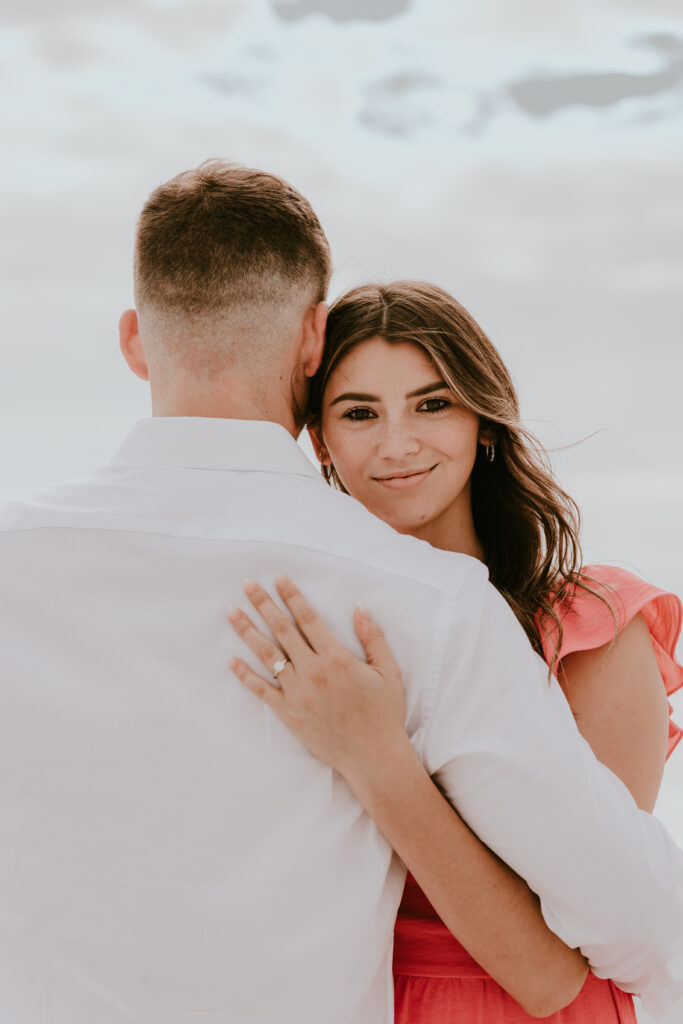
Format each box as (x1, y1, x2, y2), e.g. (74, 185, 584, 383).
(372, 465, 437, 490)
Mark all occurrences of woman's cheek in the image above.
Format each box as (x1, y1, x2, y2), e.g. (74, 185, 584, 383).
(326, 440, 365, 496)
(343, 456, 371, 497)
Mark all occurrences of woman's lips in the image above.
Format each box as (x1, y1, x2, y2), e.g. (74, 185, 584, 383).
(372, 466, 436, 490)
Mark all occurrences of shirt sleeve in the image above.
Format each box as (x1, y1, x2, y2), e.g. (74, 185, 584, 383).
(419, 566, 683, 1021)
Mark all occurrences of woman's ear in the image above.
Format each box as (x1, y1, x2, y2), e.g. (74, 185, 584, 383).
(308, 425, 332, 467)
(478, 430, 498, 464)
(478, 425, 497, 448)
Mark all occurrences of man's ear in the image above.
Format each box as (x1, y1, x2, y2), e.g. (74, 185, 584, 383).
(308, 424, 332, 467)
(300, 301, 329, 378)
(119, 309, 149, 381)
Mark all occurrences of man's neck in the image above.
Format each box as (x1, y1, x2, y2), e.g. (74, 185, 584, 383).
(149, 379, 301, 438)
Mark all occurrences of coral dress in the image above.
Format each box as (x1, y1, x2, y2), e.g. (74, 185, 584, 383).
(394, 566, 683, 1023)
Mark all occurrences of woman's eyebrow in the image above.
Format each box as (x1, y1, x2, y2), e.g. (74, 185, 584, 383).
(328, 391, 379, 406)
(329, 381, 448, 407)
(407, 381, 449, 398)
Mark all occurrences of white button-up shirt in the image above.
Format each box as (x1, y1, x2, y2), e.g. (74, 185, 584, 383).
(0, 417, 681, 1023)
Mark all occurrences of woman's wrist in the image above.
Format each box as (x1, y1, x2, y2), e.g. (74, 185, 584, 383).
(339, 731, 425, 815)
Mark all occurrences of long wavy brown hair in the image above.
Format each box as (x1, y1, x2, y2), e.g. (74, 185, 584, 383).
(307, 281, 611, 673)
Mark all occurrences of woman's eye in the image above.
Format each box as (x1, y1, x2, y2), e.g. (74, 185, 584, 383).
(342, 407, 376, 422)
(419, 398, 451, 413)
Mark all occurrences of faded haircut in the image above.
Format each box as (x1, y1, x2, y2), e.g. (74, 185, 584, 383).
(133, 159, 332, 374)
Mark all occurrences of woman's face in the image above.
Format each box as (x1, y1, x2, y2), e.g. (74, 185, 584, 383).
(314, 336, 486, 547)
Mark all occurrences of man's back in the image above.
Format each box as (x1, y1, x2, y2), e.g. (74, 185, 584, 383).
(0, 418, 482, 1023)
(3, 417, 683, 1023)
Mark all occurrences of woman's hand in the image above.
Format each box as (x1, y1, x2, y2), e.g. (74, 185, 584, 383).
(228, 576, 590, 1016)
(227, 575, 410, 781)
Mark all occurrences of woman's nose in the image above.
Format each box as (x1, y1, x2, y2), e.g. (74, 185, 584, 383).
(376, 421, 421, 459)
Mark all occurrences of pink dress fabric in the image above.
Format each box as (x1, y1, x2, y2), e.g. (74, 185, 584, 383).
(394, 565, 683, 1023)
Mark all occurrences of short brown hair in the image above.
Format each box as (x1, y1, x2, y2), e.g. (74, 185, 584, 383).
(134, 159, 331, 316)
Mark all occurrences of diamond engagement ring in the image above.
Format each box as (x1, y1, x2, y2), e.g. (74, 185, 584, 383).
(272, 658, 290, 678)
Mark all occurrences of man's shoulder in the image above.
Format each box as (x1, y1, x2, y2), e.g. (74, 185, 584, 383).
(0, 463, 488, 602)
(0, 465, 142, 550)
(295, 482, 488, 599)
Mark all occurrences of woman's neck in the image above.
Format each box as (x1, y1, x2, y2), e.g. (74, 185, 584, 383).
(402, 494, 486, 562)
(411, 520, 486, 561)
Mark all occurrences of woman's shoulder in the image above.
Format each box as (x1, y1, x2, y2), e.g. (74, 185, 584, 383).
(543, 564, 683, 758)
(553, 565, 681, 657)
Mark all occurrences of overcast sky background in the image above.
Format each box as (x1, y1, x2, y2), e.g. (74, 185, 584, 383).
(2, 5, 682, 1009)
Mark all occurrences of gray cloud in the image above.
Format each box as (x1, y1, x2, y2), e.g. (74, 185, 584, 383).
(2, 0, 140, 18)
(34, 27, 107, 69)
(461, 93, 499, 137)
(271, 0, 410, 23)
(201, 70, 263, 97)
(359, 71, 441, 136)
(508, 33, 683, 117)
(7, 0, 248, 54)
(356, 34, 683, 142)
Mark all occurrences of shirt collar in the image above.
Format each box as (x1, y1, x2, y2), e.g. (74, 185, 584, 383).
(111, 417, 323, 481)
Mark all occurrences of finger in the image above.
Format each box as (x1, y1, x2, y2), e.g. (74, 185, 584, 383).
(274, 575, 338, 654)
(227, 605, 288, 677)
(353, 607, 397, 672)
(230, 657, 286, 710)
(243, 579, 312, 660)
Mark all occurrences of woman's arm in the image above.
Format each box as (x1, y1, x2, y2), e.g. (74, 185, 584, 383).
(341, 727, 589, 1018)
(227, 577, 588, 1018)
(556, 612, 669, 812)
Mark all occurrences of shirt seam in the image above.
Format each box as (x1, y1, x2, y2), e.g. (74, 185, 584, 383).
(0, 523, 474, 597)
(108, 461, 323, 481)
(413, 593, 460, 762)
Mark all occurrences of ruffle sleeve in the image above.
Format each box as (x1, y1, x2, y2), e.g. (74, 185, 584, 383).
(541, 565, 683, 760)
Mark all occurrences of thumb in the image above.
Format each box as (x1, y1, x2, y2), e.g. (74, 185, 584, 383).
(353, 607, 395, 672)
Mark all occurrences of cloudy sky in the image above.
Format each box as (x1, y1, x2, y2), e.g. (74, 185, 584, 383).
(2, 4, 682, 977)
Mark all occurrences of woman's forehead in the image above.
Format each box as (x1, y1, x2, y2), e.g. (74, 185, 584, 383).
(330, 336, 438, 383)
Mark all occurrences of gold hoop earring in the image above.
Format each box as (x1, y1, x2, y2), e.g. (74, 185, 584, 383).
(485, 443, 495, 463)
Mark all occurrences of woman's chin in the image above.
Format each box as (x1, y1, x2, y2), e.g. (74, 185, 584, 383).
(350, 493, 437, 538)
(382, 512, 434, 538)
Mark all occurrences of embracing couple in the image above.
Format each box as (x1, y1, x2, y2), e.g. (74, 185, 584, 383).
(1, 160, 682, 1024)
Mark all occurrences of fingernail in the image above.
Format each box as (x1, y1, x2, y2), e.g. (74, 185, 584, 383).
(226, 605, 240, 620)
(243, 578, 257, 592)
(357, 605, 371, 619)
